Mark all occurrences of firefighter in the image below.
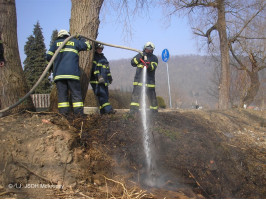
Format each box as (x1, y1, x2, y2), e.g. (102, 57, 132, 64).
(130, 42, 158, 114)
(90, 43, 115, 114)
(0, 32, 5, 67)
(46, 30, 92, 116)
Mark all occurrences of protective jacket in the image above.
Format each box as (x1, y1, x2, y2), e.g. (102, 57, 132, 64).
(0, 39, 4, 62)
(90, 52, 113, 114)
(90, 52, 112, 86)
(46, 36, 91, 81)
(131, 52, 158, 88)
(130, 52, 158, 112)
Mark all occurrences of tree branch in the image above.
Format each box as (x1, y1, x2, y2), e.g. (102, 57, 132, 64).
(229, 3, 266, 43)
(229, 43, 247, 71)
(193, 24, 217, 44)
(248, 52, 258, 71)
(258, 65, 266, 71)
(180, 0, 218, 8)
(238, 36, 266, 40)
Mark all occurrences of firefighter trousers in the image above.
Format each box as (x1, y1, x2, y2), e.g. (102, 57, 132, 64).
(130, 85, 158, 112)
(56, 79, 84, 115)
(91, 83, 113, 114)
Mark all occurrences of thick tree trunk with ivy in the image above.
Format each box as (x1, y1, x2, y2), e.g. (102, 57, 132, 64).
(49, 0, 104, 112)
(0, 0, 34, 114)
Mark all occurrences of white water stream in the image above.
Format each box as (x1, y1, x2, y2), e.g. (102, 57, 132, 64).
(140, 66, 154, 185)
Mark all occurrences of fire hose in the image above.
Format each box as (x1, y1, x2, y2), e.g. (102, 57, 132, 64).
(0, 34, 142, 117)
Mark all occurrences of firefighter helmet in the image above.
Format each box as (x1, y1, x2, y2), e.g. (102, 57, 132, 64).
(95, 43, 104, 49)
(144, 42, 155, 51)
(58, 29, 70, 37)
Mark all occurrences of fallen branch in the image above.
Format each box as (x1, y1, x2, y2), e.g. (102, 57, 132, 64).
(226, 144, 246, 150)
(79, 121, 84, 138)
(108, 132, 118, 141)
(104, 176, 109, 199)
(103, 176, 150, 199)
(0, 110, 24, 119)
(0, 191, 12, 196)
(14, 161, 57, 185)
(188, 169, 210, 198)
(78, 192, 92, 198)
(25, 110, 59, 115)
(104, 176, 129, 198)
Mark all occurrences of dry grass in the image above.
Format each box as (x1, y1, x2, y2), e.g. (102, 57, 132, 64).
(103, 176, 154, 199)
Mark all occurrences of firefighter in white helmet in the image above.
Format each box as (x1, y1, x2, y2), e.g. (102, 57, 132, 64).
(130, 42, 158, 114)
(47, 29, 92, 117)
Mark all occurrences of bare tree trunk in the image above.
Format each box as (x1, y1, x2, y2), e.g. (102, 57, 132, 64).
(0, 0, 34, 114)
(240, 71, 260, 107)
(49, 0, 104, 112)
(70, 0, 103, 100)
(217, 0, 230, 109)
(49, 85, 57, 112)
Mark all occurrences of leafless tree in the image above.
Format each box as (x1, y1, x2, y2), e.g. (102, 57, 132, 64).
(49, 0, 104, 111)
(230, 67, 249, 107)
(228, 0, 266, 107)
(162, 0, 266, 109)
(162, 0, 231, 109)
(50, 0, 151, 111)
(0, 0, 34, 114)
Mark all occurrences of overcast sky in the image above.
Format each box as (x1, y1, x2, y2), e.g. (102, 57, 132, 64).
(16, 0, 200, 64)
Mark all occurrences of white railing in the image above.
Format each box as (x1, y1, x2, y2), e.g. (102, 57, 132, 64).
(31, 94, 50, 108)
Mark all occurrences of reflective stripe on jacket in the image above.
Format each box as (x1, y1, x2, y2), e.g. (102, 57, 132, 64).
(131, 52, 158, 87)
(46, 36, 91, 81)
(90, 52, 112, 85)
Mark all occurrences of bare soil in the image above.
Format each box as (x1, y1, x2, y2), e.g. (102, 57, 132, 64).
(0, 109, 265, 199)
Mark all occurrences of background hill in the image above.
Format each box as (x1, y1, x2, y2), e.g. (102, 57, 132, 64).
(107, 55, 218, 109)
(87, 54, 265, 109)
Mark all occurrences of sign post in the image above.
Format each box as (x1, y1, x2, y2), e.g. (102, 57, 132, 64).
(162, 49, 172, 109)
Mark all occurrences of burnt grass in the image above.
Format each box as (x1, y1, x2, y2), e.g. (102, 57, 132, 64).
(0, 109, 265, 198)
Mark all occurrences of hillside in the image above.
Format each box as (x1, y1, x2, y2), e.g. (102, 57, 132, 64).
(109, 55, 217, 109)
(108, 55, 266, 109)
(0, 109, 265, 198)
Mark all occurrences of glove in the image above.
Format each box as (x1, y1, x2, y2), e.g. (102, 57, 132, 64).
(142, 52, 148, 62)
(108, 76, 113, 84)
(48, 73, 54, 82)
(146, 62, 153, 71)
(76, 33, 81, 40)
(98, 75, 105, 84)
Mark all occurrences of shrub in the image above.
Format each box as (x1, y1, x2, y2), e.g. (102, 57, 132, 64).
(84, 89, 131, 109)
(157, 96, 166, 109)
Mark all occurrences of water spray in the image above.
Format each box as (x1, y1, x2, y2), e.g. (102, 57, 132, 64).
(139, 57, 156, 186)
(0, 34, 158, 186)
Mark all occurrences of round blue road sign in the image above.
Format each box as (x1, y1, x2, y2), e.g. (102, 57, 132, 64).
(162, 49, 170, 62)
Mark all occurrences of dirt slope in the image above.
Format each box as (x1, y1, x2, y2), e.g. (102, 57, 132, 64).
(0, 109, 265, 199)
